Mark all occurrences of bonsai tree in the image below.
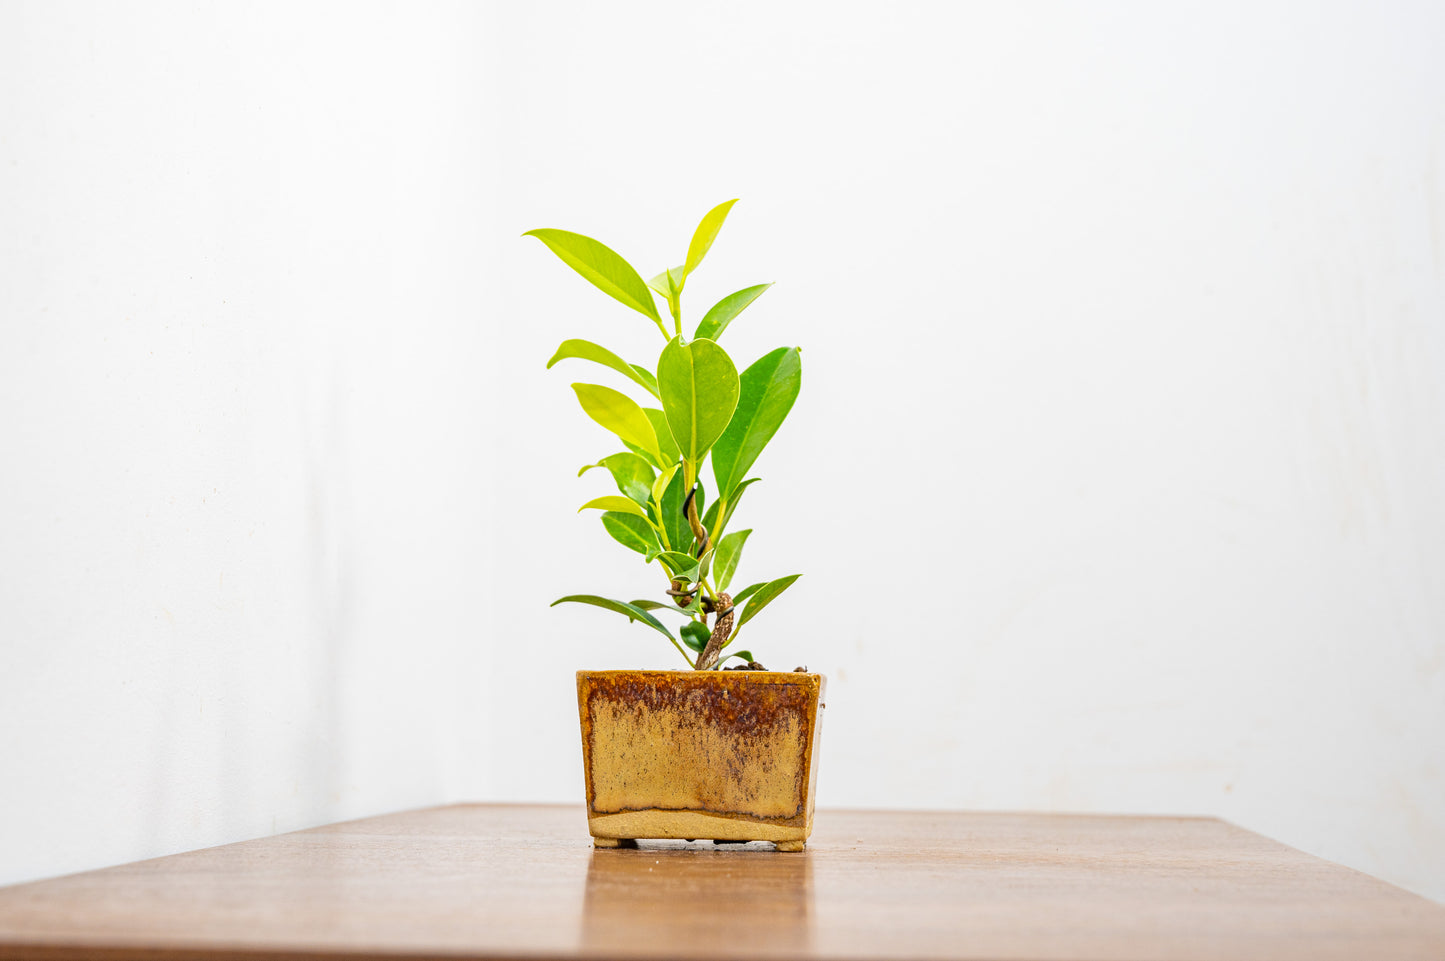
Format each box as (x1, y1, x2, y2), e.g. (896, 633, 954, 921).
(525, 200, 802, 671)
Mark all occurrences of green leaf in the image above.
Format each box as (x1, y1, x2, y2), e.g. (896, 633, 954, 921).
(592, 452, 654, 506)
(650, 462, 680, 506)
(713, 529, 752, 593)
(658, 466, 694, 555)
(711, 347, 801, 502)
(680, 620, 711, 653)
(524, 228, 661, 323)
(578, 495, 650, 520)
(657, 337, 740, 462)
(730, 582, 766, 607)
(737, 574, 801, 629)
(639, 408, 681, 467)
(550, 595, 675, 642)
(697, 547, 715, 582)
(601, 512, 659, 555)
(629, 365, 660, 397)
(684, 199, 738, 277)
(722, 650, 754, 664)
(694, 284, 772, 342)
(654, 550, 700, 582)
(630, 599, 693, 616)
(547, 339, 661, 400)
(703, 477, 759, 543)
(573, 384, 664, 465)
(647, 265, 687, 300)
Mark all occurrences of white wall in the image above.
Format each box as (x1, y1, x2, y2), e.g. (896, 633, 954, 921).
(0, 3, 495, 882)
(3, 1, 1443, 905)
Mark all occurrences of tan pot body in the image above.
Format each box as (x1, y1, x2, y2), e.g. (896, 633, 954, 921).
(577, 670, 825, 850)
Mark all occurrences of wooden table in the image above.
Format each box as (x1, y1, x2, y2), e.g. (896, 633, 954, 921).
(0, 804, 1441, 960)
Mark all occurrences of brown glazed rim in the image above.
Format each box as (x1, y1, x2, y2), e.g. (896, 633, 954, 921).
(577, 669, 823, 683)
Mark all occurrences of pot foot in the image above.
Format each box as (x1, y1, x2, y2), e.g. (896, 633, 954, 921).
(592, 837, 635, 849)
(775, 840, 805, 852)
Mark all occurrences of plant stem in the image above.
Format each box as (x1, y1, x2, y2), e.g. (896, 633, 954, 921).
(708, 495, 729, 544)
(651, 494, 671, 551)
(665, 634, 696, 669)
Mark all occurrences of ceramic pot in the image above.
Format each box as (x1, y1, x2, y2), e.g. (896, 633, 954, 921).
(576, 669, 825, 851)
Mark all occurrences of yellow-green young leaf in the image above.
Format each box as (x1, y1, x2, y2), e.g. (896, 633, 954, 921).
(573, 384, 664, 464)
(684, 199, 738, 277)
(651, 463, 680, 505)
(547, 339, 660, 400)
(658, 337, 739, 462)
(712, 528, 752, 593)
(736, 574, 801, 629)
(643, 408, 681, 465)
(711, 347, 801, 502)
(647, 265, 687, 300)
(523, 228, 661, 323)
(592, 452, 654, 505)
(694, 284, 772, 342)
(601, 512, 658, 555)
(629, 365, 660, 397)
(578, 495, 649, 520)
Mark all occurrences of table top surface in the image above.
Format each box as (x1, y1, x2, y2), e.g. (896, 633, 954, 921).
(0, 804, 1442, 961)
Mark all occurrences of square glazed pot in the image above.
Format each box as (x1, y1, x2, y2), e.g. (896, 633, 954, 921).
(577, 670, 825, 851)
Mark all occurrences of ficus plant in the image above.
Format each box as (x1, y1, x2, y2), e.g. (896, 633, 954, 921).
(525, 200, 801, 671)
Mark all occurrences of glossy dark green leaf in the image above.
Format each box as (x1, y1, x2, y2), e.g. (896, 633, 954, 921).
(736, 574, 801, 629)
(524, 228, 661, 323)
(658, 337, 739, 462)
(658, 467, 694, 555)
(712, 529, 752, 593)
(600, 512, 658, 555)
(590, 452, 654, 506)
(694, 284, 772, 342)
(680, 620, 711, 653)
(702, 477, 759, 543)
(711, 347, 801, 502)
(684, 199, 738, 277)
(547, 340, 661, 400)
(550, 594, 674, 641)
(573, 383, 664, 465)
(722, 650, 754, 664)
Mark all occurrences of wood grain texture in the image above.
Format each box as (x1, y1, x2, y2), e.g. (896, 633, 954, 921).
(0, 804, 1441, 961)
